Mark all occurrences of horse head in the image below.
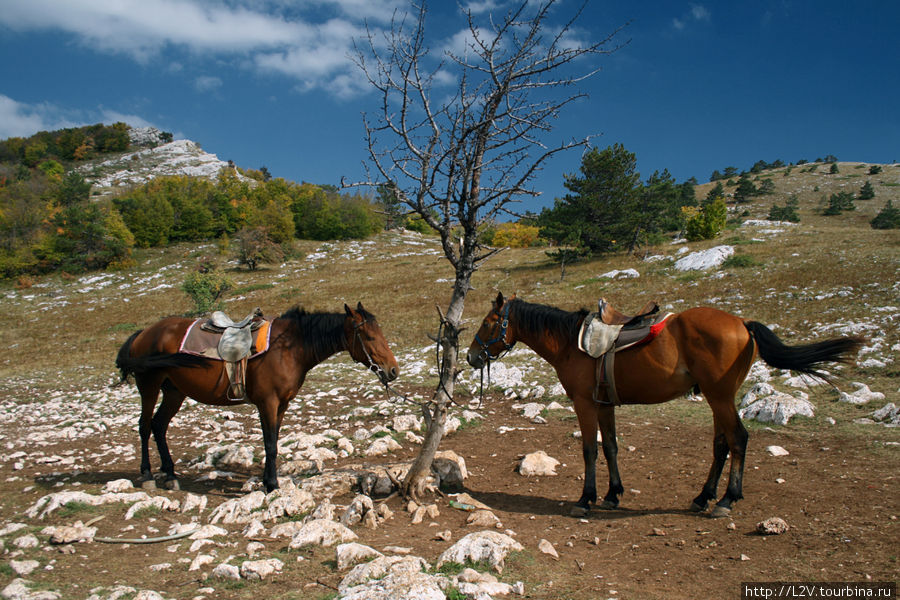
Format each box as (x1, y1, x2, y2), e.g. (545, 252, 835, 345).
(344, 302, 400, 384)
(466, 291, 517, 369)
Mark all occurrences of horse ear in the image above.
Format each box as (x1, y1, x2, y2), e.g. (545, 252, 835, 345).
(357, 301, 364, 313)
(495, 291, 505, 307)
(344, 303, 353, 316)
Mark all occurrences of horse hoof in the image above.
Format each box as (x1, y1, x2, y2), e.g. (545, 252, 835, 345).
(163, 479, 180, 491)
(689, 501, 707, 513)
(598, 499, 618, 510)
(710, 505, 732, 519)
(141, 478, 157, 490)
(570, 505, 590, 517)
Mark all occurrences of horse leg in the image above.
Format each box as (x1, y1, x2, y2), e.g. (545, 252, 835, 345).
(710, 410, 750, 517)
(571, 398, 599, 517)
(690, 422, 729, 512)
(597, 406, 624, 509)
(151, 380, 187, 490)
(136, 376, 162, 489)
(258, 398, 282, 493)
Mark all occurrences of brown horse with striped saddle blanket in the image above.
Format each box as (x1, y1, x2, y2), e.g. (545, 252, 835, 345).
(116, 303, 399, 493)
(466, 293, 863, 518)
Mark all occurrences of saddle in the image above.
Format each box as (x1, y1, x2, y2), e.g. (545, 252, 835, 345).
(188, 308, 268, 402)
(577, 298, 670, 406)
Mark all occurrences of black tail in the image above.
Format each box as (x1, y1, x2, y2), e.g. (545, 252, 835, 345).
(116, 330, 208, 383)
(745, 321, 864, 383)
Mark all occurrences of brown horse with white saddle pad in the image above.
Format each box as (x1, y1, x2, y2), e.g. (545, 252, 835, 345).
(467, 292, 864, 518)
(116, 302, 399, 492)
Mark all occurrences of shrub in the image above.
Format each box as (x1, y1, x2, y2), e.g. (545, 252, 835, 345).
(722, 254, 759, 268)
(232, 226, 285, 270)
(684, 196, 727, 241)
(182, 268, 233, 315)
(868, 165, 882, 175)
(490, 222, 541, 248)
(823, 191, 855, 215)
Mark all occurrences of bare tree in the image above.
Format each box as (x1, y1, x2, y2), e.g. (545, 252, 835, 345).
(347, 0, 625, 500)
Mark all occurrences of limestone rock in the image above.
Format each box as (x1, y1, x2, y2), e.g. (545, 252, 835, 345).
(757, 517, 790, 535)
(437, 530, 524, 574)
(288, 519, 358, 549)
(336, 542, 384, 570)
(538, 538, 559, 559)
(518, 451, 560, 477)
(240, 558, 284, 580)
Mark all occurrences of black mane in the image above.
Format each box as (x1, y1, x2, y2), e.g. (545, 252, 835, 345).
(509, 298, 588, 345)
(278, 305, 378, 363)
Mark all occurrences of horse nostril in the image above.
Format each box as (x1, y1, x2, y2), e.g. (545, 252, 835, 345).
(389, 366, 399, 380)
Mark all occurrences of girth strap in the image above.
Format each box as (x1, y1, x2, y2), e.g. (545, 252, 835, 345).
(593, 350, 620, 406)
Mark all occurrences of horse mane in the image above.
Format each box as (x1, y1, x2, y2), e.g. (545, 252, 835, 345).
(509, 298, 588, 345)
(278, 305, 378, 362)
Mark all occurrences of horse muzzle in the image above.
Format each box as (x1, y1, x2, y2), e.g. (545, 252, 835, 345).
(466, 347, 486, 369)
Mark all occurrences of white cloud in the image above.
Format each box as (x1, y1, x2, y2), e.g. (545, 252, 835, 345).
(0, 0, 404, 96)
(194, 76, 224, 92)
(0, 94, 162, 139)
(673, 3, 710, 31)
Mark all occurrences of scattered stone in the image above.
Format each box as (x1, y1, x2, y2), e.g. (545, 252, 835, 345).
(1, 578, 60, 600)
(240, 558, 284, 580)
(211, 562, 241, 580)
(13, 534, 39, 549)
(739, 383, 814, 425)
(288, 519, 357, 549)
(766, 445, 790, 457)
(48, 522, 97, 545)
(518, 451, 560, 476)
(757, 517, 790, 535)
(339, 555, 431, 591)
(538, 538, 559, 559)
(208, 491, 266, 525)
(434, 530, 452, 542)
(102, 479, 134, 493)
(839, 382, 885, 405)
(673, 245, 734, 271)
(466, 510, 501, 528)
(189, 554, 215, 571)
(383, 546, 412, 555)
(9, 560, 40, 576)
(391, 415, 422, 432)
(437, 530, 524, 574)
(365, 437, 403, 456)
(650, 528, 666, 537)
(336, 542, 383, 570)
(341, 494, 375, 527)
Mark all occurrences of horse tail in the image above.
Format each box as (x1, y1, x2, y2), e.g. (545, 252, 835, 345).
(744, 321, 864, 383)
(116, 330, 208, 383)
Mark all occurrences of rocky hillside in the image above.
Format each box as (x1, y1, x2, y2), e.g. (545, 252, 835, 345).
(76, 126, 251, 194)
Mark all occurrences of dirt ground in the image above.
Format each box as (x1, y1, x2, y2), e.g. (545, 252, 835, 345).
(1, 385, 897, 600)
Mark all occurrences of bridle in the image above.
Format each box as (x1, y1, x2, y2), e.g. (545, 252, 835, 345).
(348, 318, 390, 385)
(473, 301, 515, 364)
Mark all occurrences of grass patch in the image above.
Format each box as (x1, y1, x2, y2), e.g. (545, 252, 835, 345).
(233, 283, 275, 295)
(130, 505, 163, 519)
(58, 501, 100, 518)
(106, 322, 137, 333)
(0, 563, 15, 577)
(722, 254, 761, 268)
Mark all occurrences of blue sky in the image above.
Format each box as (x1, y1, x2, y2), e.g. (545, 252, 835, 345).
(1, 0, 898, 215)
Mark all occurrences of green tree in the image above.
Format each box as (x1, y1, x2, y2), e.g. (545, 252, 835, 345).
(541, 144, 641, 254)
(858, 181, 875, 200)
(733, 174, 757, 203)
(829, 162, 839, 174)
(870, 199, 900, 229)
(868, 165, 882, 175)
(823, 191, 855, 215)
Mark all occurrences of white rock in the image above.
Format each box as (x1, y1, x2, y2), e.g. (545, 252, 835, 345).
(766, 445, 790, 457)
(12, 534, 39, 549)
(188, 524, 229, 540)
(240, 558, 284, 580)
(1, 579, 61, 600)
(48, 523, 97, 544)
(673, 245, 734, 271)
(208, 491, 266, 524)
(180, 493, 207, 514)
(288, 519, 357, 549)
(365, 437, 402, 456)
(341, 494, 374, 527)
(738, 383, 814, 425)
(9, 560, 40, 576)
(217, 445, 255, 470)
(518, 451, 560, 477)
(189, 554, 215, 571)
(437, 530, 524, 574)
(756, 517, 790, 535)
(392, 415, 422, 432)
(340, 555, 431, 591)
(872, 403, 899, 425)
(599, 268, 640, 279)
(339, 570, 447, 600)
(839, 382, 885, 405)
(336, 542, 384, 570)
(538, 538, 559, 559)
(102, 479, 134, 493)
(211, 562, 241, 580)
(124, 496, 180, 520)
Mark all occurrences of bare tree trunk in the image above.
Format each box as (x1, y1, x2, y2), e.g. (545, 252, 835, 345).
(401, 274, 469, 501)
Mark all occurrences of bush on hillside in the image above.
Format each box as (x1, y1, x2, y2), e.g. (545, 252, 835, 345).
(485, 222, 541, 248)
(823, 191, 855, 215)
(684, 196, 727, 241)
(182, 268, 233, 315)
(858, 181, 875, 200)
(870, 200, 900, 229)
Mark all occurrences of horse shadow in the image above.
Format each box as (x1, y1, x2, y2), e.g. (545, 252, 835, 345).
(464, 488, 697, 521)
